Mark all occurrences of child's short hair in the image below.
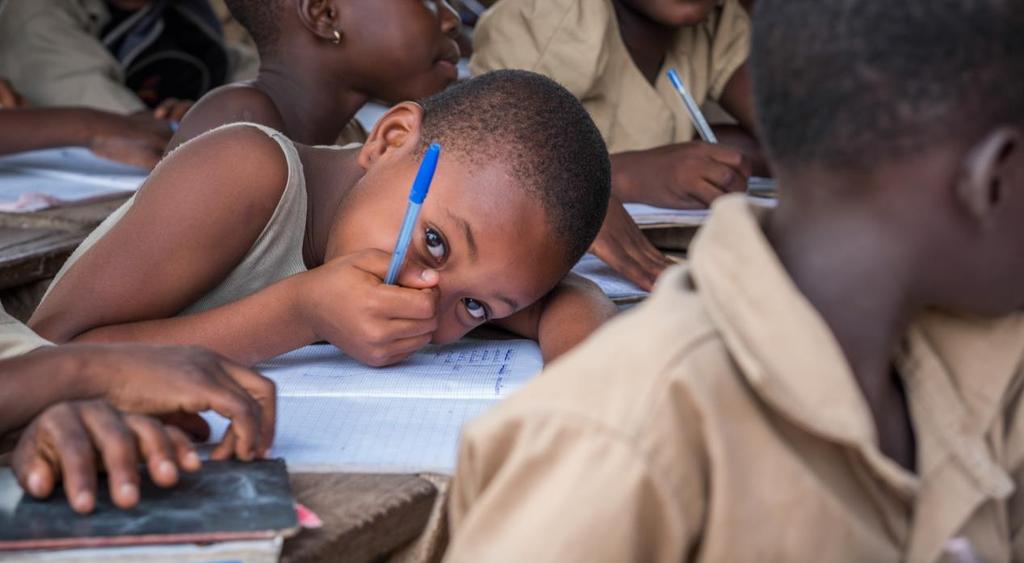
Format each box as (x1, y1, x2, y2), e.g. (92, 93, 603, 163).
(419, 70, 611, 267)
(752, 0, 1024, 170)
(223, 0, 280, 49)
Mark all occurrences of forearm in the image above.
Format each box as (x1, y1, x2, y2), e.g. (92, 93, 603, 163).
(610, 151, 643, 202)
(497, 274, 617, 363)
(0, 347, 104, 433)
(68, 278, 315, 366)
(536, 276, 617, 362)
(0, 108, 103, 156)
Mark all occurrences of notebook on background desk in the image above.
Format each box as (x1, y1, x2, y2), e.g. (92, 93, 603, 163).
(204, 339, 544, 474)
(0, 148, 146, 212)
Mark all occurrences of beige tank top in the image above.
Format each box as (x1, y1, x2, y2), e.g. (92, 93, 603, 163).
(44, 123, 318, 316)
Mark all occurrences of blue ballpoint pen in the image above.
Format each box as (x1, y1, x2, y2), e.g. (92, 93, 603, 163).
(666, 68, 718, 144)
(384, 143, 441, 285)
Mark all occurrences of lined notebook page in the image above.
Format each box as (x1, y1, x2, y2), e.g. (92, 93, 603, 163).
(203, 340, 543, 473)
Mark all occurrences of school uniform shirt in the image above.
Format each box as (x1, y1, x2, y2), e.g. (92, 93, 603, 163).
(0, 306, 50, 359)
(445, 195, 1024, 563)
(469, 0, 750, 153)
(0, 0, 258, 113)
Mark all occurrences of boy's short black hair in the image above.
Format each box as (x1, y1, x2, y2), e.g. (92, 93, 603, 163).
(223, 0, 280, 50)
(419, 70, 611, 267)
(752, 0, 1024, 170)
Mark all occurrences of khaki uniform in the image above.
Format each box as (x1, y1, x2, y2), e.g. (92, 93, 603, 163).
(470, 0, 750, 153)
(0, 0, 258, 113)
(0, 307, 50, 359)
(447, 195, 1024, 563)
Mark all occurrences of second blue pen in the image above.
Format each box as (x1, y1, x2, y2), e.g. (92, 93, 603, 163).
(383, 143, 442, 285)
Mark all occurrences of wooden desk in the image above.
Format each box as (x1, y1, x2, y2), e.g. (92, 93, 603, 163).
(286, 474, 439, 563)
(0, 198, 130, 321)
(0, 197, 128, 288)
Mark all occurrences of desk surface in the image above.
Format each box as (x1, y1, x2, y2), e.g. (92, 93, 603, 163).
(286, 473, 438, 563)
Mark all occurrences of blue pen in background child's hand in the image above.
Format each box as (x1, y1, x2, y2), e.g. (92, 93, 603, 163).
(384, 143, 441, 285)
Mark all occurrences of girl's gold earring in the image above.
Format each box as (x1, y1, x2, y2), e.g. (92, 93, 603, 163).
(331, 29, 342, 44)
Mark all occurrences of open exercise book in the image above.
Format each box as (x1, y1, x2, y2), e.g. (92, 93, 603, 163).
(203, 340, 543, 474)
(0, 148, 146, 212)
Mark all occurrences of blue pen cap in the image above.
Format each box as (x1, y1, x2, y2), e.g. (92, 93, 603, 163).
(667, 69, 683, 90)
(410, 143, 441, 204)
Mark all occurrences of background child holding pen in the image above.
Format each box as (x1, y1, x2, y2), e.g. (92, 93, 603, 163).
(30, 71, 618, 368)
(471, 0, 760, 290)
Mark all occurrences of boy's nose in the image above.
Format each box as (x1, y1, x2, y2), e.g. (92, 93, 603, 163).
(437, 0, 463, 38)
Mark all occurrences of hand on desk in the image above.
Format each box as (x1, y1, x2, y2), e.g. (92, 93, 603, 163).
(151, 97, 194, 123)
(2, 344, 277, 513)
(295, 249, 441, 368)
(12, 400, 199, 514)
(611, 141, 752, 209)
(87, 111, 174, 169)
(590, 196, 674, 291)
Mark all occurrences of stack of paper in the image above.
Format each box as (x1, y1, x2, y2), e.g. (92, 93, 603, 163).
(204, 340, 543, 474)
(0, 148, 147, 212)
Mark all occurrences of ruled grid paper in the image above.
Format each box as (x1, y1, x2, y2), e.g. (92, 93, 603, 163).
(203, 340, 543, 473)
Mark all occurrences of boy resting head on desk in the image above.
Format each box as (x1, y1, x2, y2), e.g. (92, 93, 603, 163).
(472, 0, 759, 290)
(0, 309, 275, 514)
(445, 0, 1024, 561)
(30, 70, 617, 368)
(169, 0, 463, 152)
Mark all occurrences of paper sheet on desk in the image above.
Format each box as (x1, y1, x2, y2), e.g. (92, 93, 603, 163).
(0, 148, 146, 212)
(626, 193, 777, 227)
(203, 340, 543, 474)
(572, 253, 649, 303)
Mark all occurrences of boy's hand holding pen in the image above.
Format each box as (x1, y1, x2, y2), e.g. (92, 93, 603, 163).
(293, 249, 441, 367)
(292, 144, 443, 367)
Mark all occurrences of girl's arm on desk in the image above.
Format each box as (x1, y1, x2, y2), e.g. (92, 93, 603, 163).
(0, 107, 172, 168)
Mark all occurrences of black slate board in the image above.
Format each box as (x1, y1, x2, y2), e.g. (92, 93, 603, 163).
(0, 459, 299, 551)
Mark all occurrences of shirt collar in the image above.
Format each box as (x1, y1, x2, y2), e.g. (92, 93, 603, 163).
(689, 195, 1023, 469)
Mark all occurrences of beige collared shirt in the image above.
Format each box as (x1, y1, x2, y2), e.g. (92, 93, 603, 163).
(470, 0, 750, 153)
(0, 0, 258, 113)
(446, 195, 1024, 563)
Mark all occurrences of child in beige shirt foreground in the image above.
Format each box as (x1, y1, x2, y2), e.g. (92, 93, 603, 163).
(447, 0, 1024, 561)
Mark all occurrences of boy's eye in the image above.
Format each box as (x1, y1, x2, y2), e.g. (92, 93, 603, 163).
(464, 298, 487, 320)
(425, 228, 447, 260)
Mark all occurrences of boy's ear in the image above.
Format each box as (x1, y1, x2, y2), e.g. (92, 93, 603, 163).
(296, 0, 342, 42)
(357, 102, 426, 170)
(956, 127, 1020, 224)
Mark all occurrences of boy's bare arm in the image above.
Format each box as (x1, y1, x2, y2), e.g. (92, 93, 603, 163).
(494, 274, 617, 363)
(29, 125, 294, 364)
(166, 85, 286, 153)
